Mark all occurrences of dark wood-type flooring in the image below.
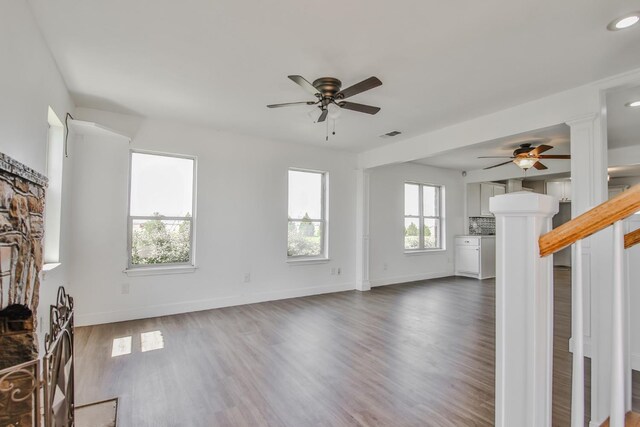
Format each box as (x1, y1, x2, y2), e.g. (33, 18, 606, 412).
(75, 269, 639, 426)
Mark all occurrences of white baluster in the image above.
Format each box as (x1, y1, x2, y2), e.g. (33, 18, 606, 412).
(610, 220, 625, 427)
(571, 239, 584, 427)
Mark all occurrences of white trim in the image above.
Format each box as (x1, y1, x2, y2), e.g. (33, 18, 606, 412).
(569, 335, 592, 358)
(42, 262, 62, 272)
(123, 265, 198, 277)
(40, 262, 62, 280)
(68, 119, 131, 142)
(287, 168, 329, 259)
(404, 182, 445, 251)
(369, 271, 453, 287)
(404, 249, 447, 255)
(565, 337, 640, 372)
(286, 258, 331, 265)
(571, 334, 640, 372)
(75, 282, 355, 326)
(127, 150, 197, 270)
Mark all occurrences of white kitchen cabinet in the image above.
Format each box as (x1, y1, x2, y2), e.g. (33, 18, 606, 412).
(468, 182, 506, 217)
(546, 179, 571, 202)
(455, 236, 496, 279)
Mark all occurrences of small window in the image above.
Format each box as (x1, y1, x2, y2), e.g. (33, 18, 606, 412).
(287, 169, 327, 258)
(43, 107, 64, 264)
(404, 182, 444, 251)
(128, 151, 196, 268)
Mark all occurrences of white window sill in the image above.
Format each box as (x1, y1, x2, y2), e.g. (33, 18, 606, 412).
(41, 263, 62, 280)
(287, 258, 331, 265)
(43, 263, 62, 272)
(404, 249, 446, 255)
(124, 265, 198, 277)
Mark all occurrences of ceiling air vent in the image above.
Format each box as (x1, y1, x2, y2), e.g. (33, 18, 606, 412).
(380, 130, 402, 138)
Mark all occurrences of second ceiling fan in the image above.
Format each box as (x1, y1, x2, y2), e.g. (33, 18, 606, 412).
(267, 75, 382, 122)
(479, 143, 570, 170)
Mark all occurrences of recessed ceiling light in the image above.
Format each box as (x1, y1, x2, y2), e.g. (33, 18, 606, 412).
(626, 100, 640, 108)
(608, 12, 640, 31)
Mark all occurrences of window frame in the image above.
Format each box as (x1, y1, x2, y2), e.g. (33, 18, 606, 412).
(43, 107, 64, 266)
(287, 167, 328, 260)
(126, 149, 197, 269)
(404, 182, 445, 252)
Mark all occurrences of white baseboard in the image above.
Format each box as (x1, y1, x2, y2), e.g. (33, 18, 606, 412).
(369, 271, 453, 287)
(75, 282, 355, 326)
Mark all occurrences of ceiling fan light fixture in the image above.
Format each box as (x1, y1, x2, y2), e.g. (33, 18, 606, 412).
(514, 157, 538, 170)
(327, 102, 342, 120)
(607, 12, 640, 30)
(625, 100, 640, 108)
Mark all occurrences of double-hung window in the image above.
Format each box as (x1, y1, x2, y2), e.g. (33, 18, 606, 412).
(287, 169, 327, 259)
(128, 151, 196, 268)
(404, 182, 444, 251)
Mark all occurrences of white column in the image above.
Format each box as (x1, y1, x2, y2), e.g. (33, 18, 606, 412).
(566, 113, 613, 427)
(355, 169, 371, 291)
(491, 192, 558, 427)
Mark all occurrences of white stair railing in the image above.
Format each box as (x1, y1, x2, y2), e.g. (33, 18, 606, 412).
(571, 239, 584, 427)
(492, 184, 640, 427)
(609, 221, 626, 427)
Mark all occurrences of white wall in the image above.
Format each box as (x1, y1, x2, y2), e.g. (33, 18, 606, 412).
(368, 162, 464, 286)
(70, 108, 358, 326)
(0, 1, 75, 354)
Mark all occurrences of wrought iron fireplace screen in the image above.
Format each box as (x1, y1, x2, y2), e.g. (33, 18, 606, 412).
(0, 286, 75, 426)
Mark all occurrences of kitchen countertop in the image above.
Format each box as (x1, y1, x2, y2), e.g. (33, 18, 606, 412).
(456, 234, 495, 238)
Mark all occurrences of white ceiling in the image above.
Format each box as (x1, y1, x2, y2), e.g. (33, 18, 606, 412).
(414, 124, 570, 171)
(607, 85, 640, 148)
(28, 0, 640, 152)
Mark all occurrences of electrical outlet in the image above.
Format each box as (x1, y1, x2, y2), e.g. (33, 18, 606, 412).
(383, 263, 388, 271)
(331, 267, 336, 275)
(337, 267, 341, 275)
(244, 273, 251, 283)
(121, 283, 130, 294)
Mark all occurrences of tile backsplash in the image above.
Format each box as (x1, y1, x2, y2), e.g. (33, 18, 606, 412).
(469, 217, 496, 235)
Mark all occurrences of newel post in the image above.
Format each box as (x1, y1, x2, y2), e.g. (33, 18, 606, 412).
(491, 192, 559, 427)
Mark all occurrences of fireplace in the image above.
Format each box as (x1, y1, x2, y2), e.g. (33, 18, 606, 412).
(0, 304, 37, 370)
(0, 152, 48, 425)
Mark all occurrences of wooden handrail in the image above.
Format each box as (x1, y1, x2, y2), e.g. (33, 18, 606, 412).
(539, 184, 640, 257)
(625, 228, 640, 250)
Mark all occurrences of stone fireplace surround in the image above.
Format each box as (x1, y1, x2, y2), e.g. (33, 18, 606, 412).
(0, 152, 48, 370)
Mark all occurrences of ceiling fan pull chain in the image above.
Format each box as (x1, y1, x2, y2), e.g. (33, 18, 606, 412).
(332, 119, 336, 136)
(326, 117, 329, 141)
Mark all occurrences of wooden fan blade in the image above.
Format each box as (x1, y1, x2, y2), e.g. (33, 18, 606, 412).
(483, 160, 514, 170)
(338, 101, 380, 115)
(288, 75, 320, 96)
(533, 161, 548, 170)
(536, 155, 571, 159)
(530, 145, 553, 156)
(336, 76, 382, 100)
(267, 101, 317, 108)
(477, 156, 515, 159)
(317, 109, 328, 122)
